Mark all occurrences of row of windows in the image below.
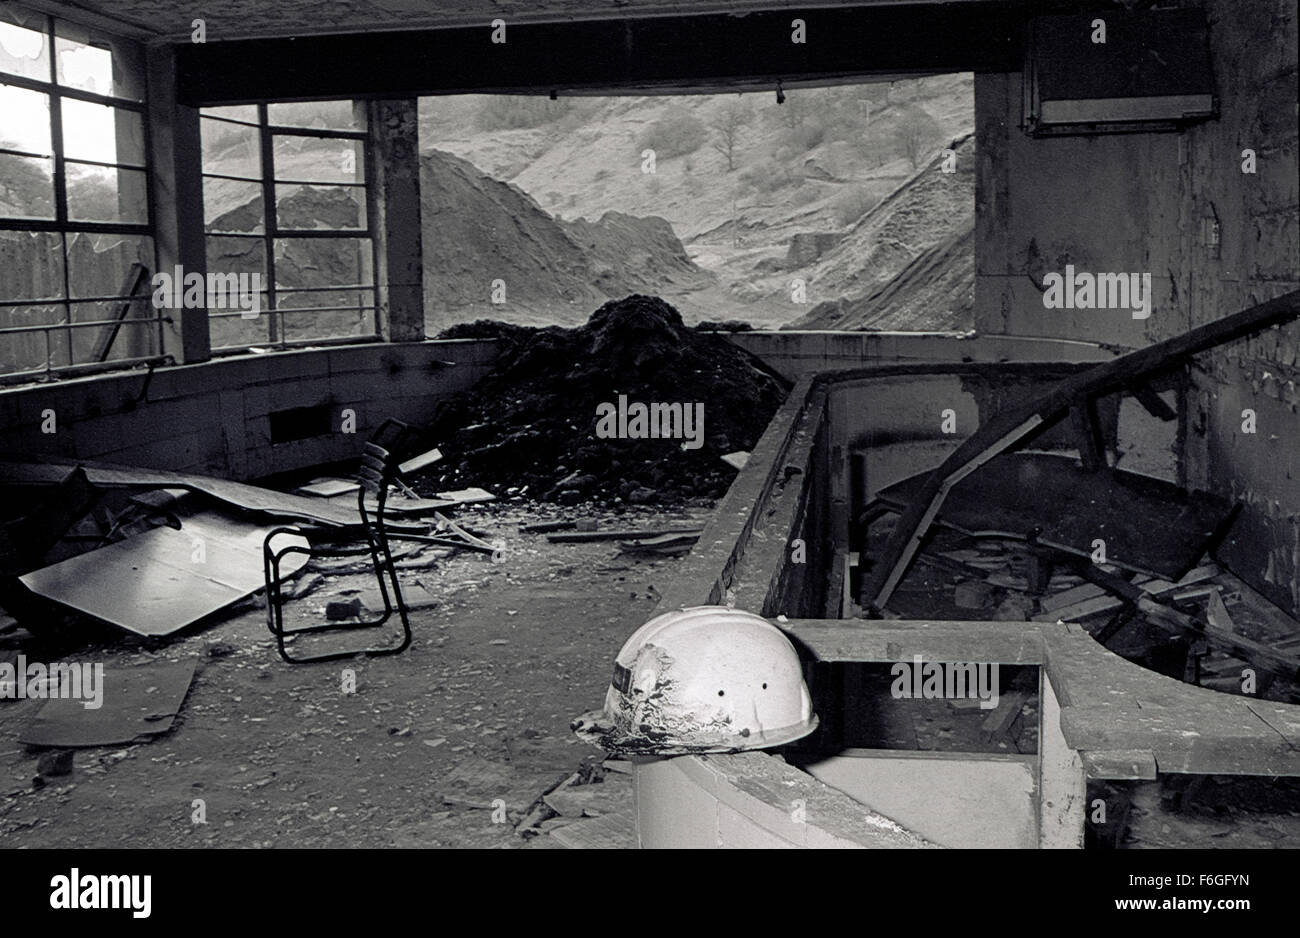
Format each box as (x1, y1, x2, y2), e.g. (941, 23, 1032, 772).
(198, 103, 377, 351)
(0, 6, 378, 379)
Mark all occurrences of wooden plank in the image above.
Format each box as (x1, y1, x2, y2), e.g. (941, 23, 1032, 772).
(980, 690, 1030, 742)
(1069, 397, 1106, 472)
(1037, 564, 1218, 621)
(1131, 382, 1177, 421)
(1080, 564, 1300, 679)
(862, 289, 1300, 612)
(1082, 749, 1158, 780)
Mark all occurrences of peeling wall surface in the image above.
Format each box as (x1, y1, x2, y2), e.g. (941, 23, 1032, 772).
(975, 0, 1300, 612)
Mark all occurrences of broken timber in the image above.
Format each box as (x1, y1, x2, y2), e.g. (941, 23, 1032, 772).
(861, 288, 1300, 613)
(1079, 562, 1300, 681)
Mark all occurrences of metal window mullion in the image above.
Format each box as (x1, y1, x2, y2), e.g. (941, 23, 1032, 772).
(265, 124, 366, 140)
(363, 120, 379, 338)
(202, 170, 265, 184)
(0, 69, 146, 110)
(64, 155, 148, 172)
(0, 145, 52, 160)
(257, 103, 279, 345)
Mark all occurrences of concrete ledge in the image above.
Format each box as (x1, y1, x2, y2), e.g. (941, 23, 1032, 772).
(0, 340, 500, 479)
(634, 753, 936, 849)
(725, 330, 1117, 380)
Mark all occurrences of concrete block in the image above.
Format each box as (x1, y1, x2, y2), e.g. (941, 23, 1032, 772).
(262, 348, 331, 381)
(263, 376, 332, 409)
(717, 803, 797, 849)
(804, 825, 868, 849)
(71, 413, 131, 460)
(803, 751, 1038, 849)
(104, 430, 203, 471)
(710, 771, 811, 847)
(633, 758, 719, 849)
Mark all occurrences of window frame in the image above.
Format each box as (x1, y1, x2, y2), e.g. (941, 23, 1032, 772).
(0, 10, 157, 379)
(200, 102, 380, 352)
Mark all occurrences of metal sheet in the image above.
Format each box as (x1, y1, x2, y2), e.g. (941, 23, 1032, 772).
(0, 459, 493, 524)
(19, 658, 198, 748)
(0, 458, 363, 527)
(20, 513, 307, 637)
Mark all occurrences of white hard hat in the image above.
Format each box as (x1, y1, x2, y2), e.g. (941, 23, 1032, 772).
(573, 606, 818, 754)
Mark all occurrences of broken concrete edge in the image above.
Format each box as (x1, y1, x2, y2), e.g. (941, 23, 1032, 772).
(783, 615, 1300, 777)
(638, 751, 938, 849)
(651, 374, 819, 614)
(639, 345, 1300, 847)
(639, 372, 932, 846)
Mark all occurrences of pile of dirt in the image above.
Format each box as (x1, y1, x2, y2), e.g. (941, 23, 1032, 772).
(787, 223, 974, 331)
(421, 295, 788, 504)
(419, 149, 711, 326)
(785, 133, 976, 332)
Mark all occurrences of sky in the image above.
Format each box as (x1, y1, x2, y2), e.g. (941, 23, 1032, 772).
(0, 20, 124, 166)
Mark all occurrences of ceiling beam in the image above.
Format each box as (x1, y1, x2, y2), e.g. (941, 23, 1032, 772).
(175, 4, 1026, 106)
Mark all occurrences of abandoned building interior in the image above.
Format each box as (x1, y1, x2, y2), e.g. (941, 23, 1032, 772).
(0, 0, 1298, 852)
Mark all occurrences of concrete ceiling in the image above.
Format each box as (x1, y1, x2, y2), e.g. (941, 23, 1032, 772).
(34, 0, 1005, 41)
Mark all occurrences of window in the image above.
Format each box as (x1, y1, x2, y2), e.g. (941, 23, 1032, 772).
(200, 101, 377, 351)
(0, 8, 154, 378)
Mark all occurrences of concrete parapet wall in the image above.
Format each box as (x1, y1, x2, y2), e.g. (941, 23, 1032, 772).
(0, 340, 500, 479)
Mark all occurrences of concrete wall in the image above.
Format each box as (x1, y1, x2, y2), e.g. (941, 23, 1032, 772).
(974, 0, 1300, 611)
(801, 750, 1038, 848)
(726, 330, 1115, 381)
(633, 751, 934, 849)
(0, 340, 499, 480)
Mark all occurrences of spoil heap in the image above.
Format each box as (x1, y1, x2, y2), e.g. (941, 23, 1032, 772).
(425, 296, 787, 504)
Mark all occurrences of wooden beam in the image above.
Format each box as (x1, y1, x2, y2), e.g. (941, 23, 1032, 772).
(1080, 563, 1300, 681)
(1068, 396, 1106, 472)
(1131, 382, 1177, 421)
(862, 289, 1300, 613)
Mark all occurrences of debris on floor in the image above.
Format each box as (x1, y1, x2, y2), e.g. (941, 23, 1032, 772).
(19, 658, 198, 748)
(512, 755, 636, 846)
(19, 512, 309, 637)
(547, 526, 703, 544)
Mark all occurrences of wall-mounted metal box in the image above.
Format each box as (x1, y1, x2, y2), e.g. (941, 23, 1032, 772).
(1024, 9, 1216, 137)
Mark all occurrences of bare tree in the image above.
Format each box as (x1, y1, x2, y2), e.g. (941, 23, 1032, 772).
(895, 105, 938, 171)
(710, 99, 753, 172)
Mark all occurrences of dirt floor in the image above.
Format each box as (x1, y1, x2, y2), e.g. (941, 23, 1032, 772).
(0, 501, 711, 848)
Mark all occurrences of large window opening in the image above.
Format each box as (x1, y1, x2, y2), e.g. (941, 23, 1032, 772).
(0, 8, 153, 378)
(199, 100, 377, 352)
(416, 75, 974, 333)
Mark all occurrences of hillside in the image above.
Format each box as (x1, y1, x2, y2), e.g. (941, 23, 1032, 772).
(783, 133, 976, 331)
(420, 75, 976, 328)
(419, 149, 710, 325)
(193, 75, 977, 339)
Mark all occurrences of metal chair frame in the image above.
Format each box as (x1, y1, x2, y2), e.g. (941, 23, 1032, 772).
(263, 432, 413, 664)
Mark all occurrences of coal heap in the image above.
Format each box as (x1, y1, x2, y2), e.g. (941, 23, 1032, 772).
(424, 295, 788, 504)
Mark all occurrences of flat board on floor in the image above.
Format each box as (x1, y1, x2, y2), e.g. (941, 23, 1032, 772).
(0, 458, 494, 523)
(19, 658, 198, 748)
(0, 457, 363, 526)
(20, 513, 307, 636)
